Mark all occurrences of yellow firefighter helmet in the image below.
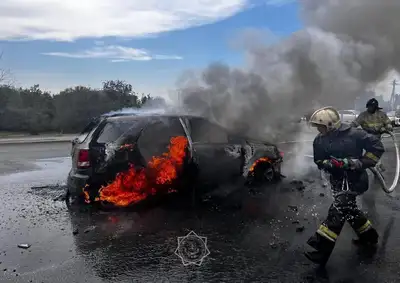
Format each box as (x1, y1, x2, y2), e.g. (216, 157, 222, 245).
(308, 106, 341, 131)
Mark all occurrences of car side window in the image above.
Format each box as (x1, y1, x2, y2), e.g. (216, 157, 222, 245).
(96, 121, 135, 144)
(190, 118, 229, 143)
(76, 119, 100, 143)
(137, 117, 186, 163)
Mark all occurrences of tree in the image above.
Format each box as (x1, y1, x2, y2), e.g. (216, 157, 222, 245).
(140, 96, 167, 108)
(0, 81, 157, 134)
(102, 80, 139, 108)
(0, 52, 13, 87)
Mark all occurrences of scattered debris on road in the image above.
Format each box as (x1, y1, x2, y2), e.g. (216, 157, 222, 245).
(296, 226, 305, 233)
(30, 185, 49, 190)
(269, 242, 278, 249)
(290, 180, 305, 191)
(84, 226, 96, 233)
(53, 194, 66, 201)
(17, 244, 30, 249)
(304, 178, 315, 184)
(319, 193, 325, 197)
(288, 205, 298, 212)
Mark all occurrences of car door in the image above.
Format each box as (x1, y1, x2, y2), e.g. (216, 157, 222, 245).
(188, 117, 243, 184)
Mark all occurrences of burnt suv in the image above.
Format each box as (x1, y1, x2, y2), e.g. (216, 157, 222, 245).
(66, 113, 284, 205)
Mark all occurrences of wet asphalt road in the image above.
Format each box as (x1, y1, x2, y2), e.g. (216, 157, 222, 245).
(0, 143, 71, 175)
(1, 131, 400, 282)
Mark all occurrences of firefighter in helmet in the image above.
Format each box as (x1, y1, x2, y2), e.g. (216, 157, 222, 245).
(351, 98, 392, 172)
(305, 106, 384, 265)
(351, 98, 393, 137)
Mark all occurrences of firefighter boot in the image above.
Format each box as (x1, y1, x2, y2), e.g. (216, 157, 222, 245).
(304, 235, 334, 265)
(352, 228, 379, 247)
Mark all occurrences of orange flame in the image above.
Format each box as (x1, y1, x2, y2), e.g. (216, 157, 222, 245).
(83, 184, 91, 204)
(84, 136, 188, 207)
(249, 157, 270, 172)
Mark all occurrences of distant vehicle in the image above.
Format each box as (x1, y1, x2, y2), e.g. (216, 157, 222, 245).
(300, 110, 315, 123)
(66, 113, 284, 207)
(386, 111, 400, 127)
(338, 110, 359, 124)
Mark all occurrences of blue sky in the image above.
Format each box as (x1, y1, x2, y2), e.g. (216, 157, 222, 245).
(0, 0, 301, 99)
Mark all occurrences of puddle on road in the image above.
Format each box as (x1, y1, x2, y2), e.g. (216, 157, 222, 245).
(0, 157, 70, 187)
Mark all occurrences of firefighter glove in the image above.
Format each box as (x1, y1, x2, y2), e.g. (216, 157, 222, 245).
(380, 125, 392, 133)
(330, 157, 363, 170)
(321, 160, 334, 170)
(347, 159, 363, 170)
(329, 157, 348, 169)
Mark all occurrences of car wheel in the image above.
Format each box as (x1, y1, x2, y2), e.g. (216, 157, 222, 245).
(246, 161, 277, 186)
(65, 188, 73, 208)
(65, 188, 84, 209)
(263, 166, 275, 182)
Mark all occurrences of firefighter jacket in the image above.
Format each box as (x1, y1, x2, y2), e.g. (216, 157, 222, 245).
(351, 110, 391, 135)
(313, 123, 385, 193)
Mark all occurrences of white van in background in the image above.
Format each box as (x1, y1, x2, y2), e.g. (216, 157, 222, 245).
(338, 110, 359, 124)
(387, 111, 400, 127)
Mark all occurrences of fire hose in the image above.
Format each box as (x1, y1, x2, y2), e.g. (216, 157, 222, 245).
(369, 132, 399, 194)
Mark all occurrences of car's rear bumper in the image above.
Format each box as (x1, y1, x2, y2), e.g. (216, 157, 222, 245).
(67, 171, 90, 197)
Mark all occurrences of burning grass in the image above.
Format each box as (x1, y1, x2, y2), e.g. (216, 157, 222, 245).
(83, 136, 188, 207)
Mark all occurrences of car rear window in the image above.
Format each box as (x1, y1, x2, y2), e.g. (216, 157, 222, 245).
(96, 120, 139, 144)
(76, 119, 101, 143)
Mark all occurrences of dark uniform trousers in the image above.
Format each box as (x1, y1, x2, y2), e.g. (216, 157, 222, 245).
(307, 171, 374, 256)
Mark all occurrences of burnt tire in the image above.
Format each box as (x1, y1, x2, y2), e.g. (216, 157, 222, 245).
(245, 162, 279, 187)
(65, 188, 86, 209)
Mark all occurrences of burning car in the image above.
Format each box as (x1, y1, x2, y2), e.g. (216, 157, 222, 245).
(66, 113, 283, 208)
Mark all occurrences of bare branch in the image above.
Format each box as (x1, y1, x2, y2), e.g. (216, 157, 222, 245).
(0, 52, 14, 86)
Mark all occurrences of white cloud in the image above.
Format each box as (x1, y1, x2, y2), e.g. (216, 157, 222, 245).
(0, 0, 250, 41)
(41, 45, 183, 62)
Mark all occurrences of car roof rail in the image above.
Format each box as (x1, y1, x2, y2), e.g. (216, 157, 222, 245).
(101, 112, 138, 118)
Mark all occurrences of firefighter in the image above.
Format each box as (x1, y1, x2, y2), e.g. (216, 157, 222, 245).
(351, 98, 393, 137)
(351, 98, 392, 171)
(305, 106, 384, 265)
